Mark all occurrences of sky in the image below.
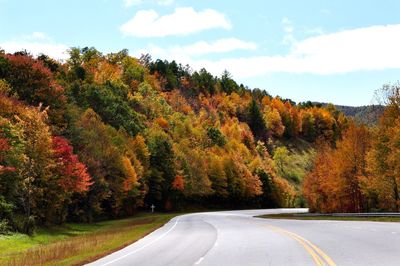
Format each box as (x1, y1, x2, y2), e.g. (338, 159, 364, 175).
(1, 0, 400, 106)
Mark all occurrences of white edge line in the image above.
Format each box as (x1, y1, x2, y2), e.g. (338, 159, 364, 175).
(192, 218, 219, 265)
(195, 257, 204, 265)
(99, 217, 181, 266)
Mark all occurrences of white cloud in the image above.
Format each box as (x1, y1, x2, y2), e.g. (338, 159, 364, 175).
(0, 32, 69, 60)
(120, 7, 231, 37)
(289, 24, 400, 74)
(136, 38, 257, 73)
(29, 32, 50, 40)
(181, 38, 257, 56)
(137, 24, 400, 79)
(0, 42, 69, 60)
(143, 38, 257, 58)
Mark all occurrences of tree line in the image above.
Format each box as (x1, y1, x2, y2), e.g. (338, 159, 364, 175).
(303, 84, 400, 213)
(0, 47, 347, 234)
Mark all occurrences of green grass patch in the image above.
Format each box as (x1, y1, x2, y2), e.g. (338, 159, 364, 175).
(259, 213, 400, 223)
(0, 212, 180, 266)
(273, 138, 315, 184)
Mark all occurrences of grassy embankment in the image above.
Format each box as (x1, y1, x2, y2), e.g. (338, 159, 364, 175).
(260, 213, 400, 223)
(272, 138, 315, 206)
(0, 212, 179, 266)
(274, 138, 315, 185)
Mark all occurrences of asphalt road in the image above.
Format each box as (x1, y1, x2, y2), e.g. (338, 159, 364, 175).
(88, 209, 400, 266)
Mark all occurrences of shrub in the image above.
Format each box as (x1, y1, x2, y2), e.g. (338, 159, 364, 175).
(0, 219, 10, 234)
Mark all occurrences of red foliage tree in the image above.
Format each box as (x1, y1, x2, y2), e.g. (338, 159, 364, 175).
(52, 136, 92, 193)
(0, 137, 15, 174)
(4, 53, 67, 128)
(5, 54, 52, 103)
(172, 175, 185, 191)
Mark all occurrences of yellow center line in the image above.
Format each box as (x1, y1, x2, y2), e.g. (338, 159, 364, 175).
(265, 225, 336, 266)
(290, 231, 337, 266)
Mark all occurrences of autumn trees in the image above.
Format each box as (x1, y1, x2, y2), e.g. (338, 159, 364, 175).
(303, 124, 370, 213)
(304, 84, 400, 213)
(0, 93, 91, 233)
(0, 47, 359, 234)
(364, 84, 400, 211)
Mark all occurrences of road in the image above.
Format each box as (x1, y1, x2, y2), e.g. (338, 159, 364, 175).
(88, 209, 400, 266)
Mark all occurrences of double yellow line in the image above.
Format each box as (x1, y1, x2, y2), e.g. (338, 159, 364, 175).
(265, 225, 336, 266)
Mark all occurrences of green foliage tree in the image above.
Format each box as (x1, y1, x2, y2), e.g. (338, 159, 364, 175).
(247, 99, 267, 139)
(257, 169, 277, 208)
(207, 127, 226, 147)
(146, 131, 176, 209)
(72, 82, 143, 136)
(192, 68, 216, 95)
(219, 70, 239, 94)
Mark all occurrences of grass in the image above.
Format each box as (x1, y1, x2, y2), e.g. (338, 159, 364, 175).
(259, 213, 400, 223)
(0, 212, 180, 266)
(273, 138, 315, 184)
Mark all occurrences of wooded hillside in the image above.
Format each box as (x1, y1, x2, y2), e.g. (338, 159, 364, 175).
(303, 85, 400, 213)
(0, 48, 350, 234)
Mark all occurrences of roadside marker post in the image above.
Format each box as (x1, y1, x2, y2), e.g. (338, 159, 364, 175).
(151, 204, 155, 213)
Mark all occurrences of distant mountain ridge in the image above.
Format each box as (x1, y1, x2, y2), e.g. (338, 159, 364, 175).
(298, 101, 384, 125)
(334, 105, 384, 125)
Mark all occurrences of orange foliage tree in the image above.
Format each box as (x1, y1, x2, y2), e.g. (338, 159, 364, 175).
(303, 123, 370, 213)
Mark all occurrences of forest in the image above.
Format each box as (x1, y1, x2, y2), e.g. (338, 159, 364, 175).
(0, 47, 396, 235)
(303, 84, 400, 213)
(333, 104, 384, 125)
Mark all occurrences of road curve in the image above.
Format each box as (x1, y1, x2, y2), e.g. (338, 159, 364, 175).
(88, 209, 400, 266)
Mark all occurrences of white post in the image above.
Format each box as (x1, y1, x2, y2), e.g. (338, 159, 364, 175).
(151, 204, 155, 213)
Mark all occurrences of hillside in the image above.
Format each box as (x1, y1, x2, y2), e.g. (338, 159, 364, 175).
(335, 105, 384, 125)
(0, 48, 349, 234)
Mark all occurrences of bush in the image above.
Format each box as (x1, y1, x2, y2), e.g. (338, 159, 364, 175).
(0, 196, 13, 234)
(12, 214, 36, 235)
(0, 196, 13, 217)
(24, 216, 36, 236)
(0, 219, 10, 234)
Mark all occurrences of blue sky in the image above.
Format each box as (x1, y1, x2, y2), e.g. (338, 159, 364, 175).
(1, 0, 400, 106)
